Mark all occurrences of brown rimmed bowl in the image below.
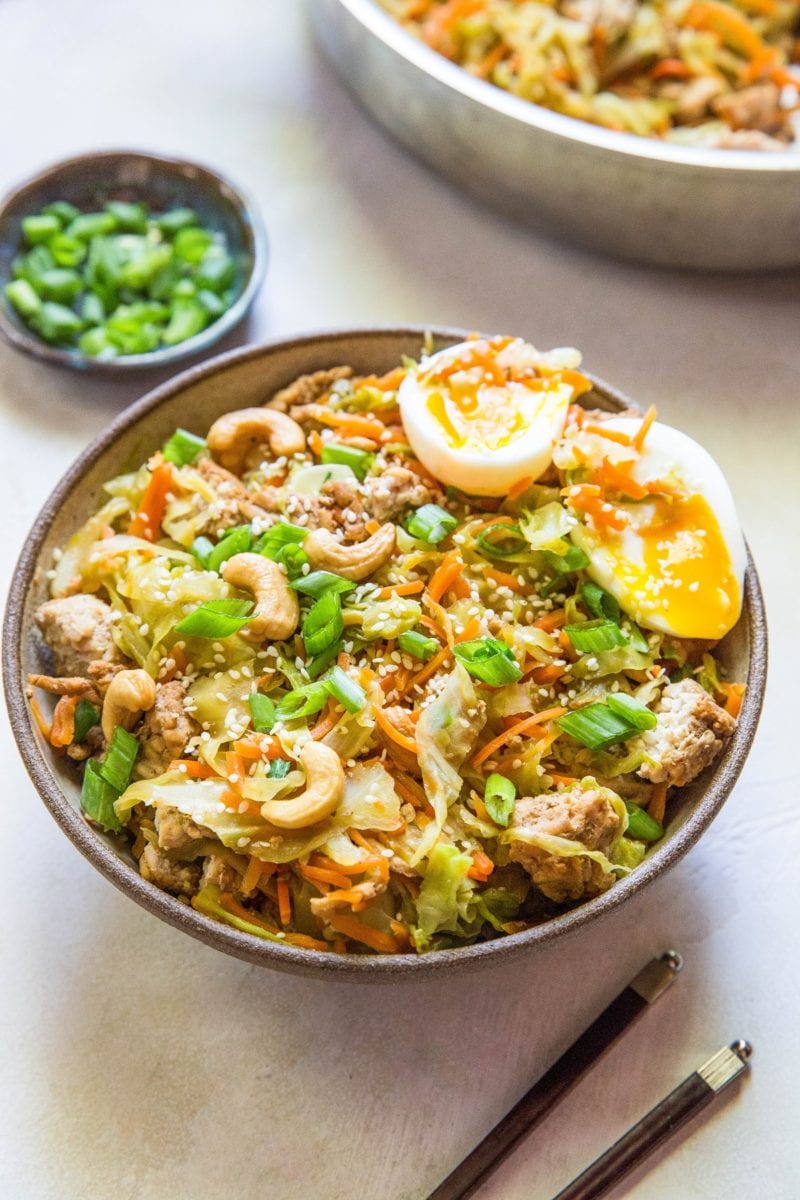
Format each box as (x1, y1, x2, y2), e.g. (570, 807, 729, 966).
(0, 150, 267, 373)
(2, 327, 767, 980)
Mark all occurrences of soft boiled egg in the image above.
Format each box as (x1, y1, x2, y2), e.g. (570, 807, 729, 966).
(561, 416, 745, 640)
(398, 336, 590, 496)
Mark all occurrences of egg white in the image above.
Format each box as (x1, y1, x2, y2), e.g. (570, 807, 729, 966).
(398, 339, 577, 496)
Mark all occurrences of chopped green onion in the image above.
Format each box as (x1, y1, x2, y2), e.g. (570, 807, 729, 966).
(105, 200, 148, 232)
(398, 630, 438, 661)
(453, 638, 523, 686)
(582, 581, 621, 624)
(542, 543, 590, 574)
(161, 298, 209, 346)
(256, 521, 307, 561)
(197, 288, 226, 317)
(196, 247, 236, 292)
(162, 427, 206, 466)
(624, 800, 664, 842)
(626, 623, 650, 653)
(565, 620, 628, 654)
(156, 207, 198, 235)
(80, 292, 105, 325)
(41, 201, 80, 226)
(4, 279, 41, 319)
(248, 692, 276, 733)
(556, 703, 636, 750)
(22, 213, 62, 245)
(78, 327, 116, 358)
(306, 641, 342, 679)
(73, 699, 100, 743)
(191, 536, 215, 567)
(98, 726, 140, 793)
(475, 523, 528, 559)
(32, 301, 84, 344)
(275, 682, 330, 721)
(173, 226, 213, 264)
(320, 443, 374, 481)
(207, 524, 252, 573)
(290, 570, 356, 599)
(48, 235, 87, 268)
(268, 757, 293, 779)
(302, 591, 344, 657)
(606, 692, 657, 730)
(484, 774, 516, 827)
(274, 542, 309, 579)
(174, 598, 253, 638)
(406, 503, 458, 545)
(326, 665, 366, 713)
(80, 759, 122, 833)
(66, 211, 118, 240)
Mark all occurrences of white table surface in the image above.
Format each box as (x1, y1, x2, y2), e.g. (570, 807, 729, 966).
(1, 3, 798, 1198)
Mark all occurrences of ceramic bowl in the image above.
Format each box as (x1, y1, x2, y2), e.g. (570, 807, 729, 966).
(2, 327, 767, 979)
(0, 150, 267, 372)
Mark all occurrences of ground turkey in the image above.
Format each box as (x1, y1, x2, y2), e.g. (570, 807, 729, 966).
(155, 806, 211, 854)
(634, 678, 736, 788)
(139, 843, 200, 896)
(362, 466, 432, 522)
(138, 681, 198, 778)
(507, 787, 622, 903)
(35, 594, 123, 677)
(269, 366, 353, 412)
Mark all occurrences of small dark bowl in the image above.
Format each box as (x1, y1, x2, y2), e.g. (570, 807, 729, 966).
(0, 150, 267, 373)
(2, 327, 767, 980)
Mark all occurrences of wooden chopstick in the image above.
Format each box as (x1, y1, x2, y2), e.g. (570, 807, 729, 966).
(551, 1040, 752, 1200)
(427, 951, 683, 1200)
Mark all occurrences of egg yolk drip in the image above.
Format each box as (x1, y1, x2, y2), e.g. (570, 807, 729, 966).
(580, 493, 741, 640)
(420, 337, 591, 454)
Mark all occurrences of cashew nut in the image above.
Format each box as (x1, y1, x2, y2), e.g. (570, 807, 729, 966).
(260, 741, 344, 829)
(207, 408, 306, 474)
(221, 553, 299, 642)
(303, 523, 396, 581)
(101, 669, 157, 741)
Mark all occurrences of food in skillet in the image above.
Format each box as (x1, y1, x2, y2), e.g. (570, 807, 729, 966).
(383, 0, 800, 149)
(28, 335, 747, 955)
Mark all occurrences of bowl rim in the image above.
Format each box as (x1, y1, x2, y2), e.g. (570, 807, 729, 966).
(0, 148, 269, 373)
(330, 0, 800, 174)
(2, 325, 768, 979)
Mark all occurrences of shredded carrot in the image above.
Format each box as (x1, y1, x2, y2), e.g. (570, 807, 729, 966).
(285, 932, 331, 952)
(301, 863, 355, 890)
(547, 771, 579, 787)
(232, 734, 283, 760)
(649, 57, 692, 80)
(220, 892, 280, 934)
(529, 663, 565, 685)
(374, 706, 418, 754)
(317, 409, 387, 440)
(308, 429, 323, 458)
(327, 912, 400, 955)
(332, 937, 348, 955)
(226, 750, 248, 791)
(378, 580, 425, 600)
(28, 692, 52, 740)
(684, 0, 766, 58)
(310, 699, 340, 741)
(534, 608, 567, 632)
(397, 644, 452, 697)
(484, 565, 528, 593)
(468, 848, 495, 881)
(472, 791, 492, 823)
(648, 783, 668, 825)
(324, 885, 373, 910)
(632, 404, 658, 452)
(428, 550, 464, 603)
(233, 740, 269, 761)
(455, 616, 481, 643)
(128, 462, 174, 541)
(471, 706, 567, 768)
(277, 874, 292, 926)
(242, 856, 267, 895)
(168, 758, 219, 778)
(418, 614, 448, 642)
(49, 695, 78, 747)
(159, 645, 186, 682)
(365, 518, 381, 536)
(720, 681, 746, 718)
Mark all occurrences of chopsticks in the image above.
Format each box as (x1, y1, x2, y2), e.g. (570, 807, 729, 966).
(551, 1040, 752, 1200)
(427, 951, 683, 1200)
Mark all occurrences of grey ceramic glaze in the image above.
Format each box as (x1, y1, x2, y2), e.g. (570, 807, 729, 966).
(312, 0, 800, 271)
(3, 328, 767, 980)
(0, 150, 268, 372)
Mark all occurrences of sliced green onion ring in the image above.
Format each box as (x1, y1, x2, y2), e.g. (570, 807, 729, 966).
(453, 638, 523, 686)
(606, 692, 658, 730)
(484, 774, 516, 827)
(406, 504, 458, 545)
(565, 619, 628, 654)
(174, 598, 254, 639)
(326, 666, 367, 714)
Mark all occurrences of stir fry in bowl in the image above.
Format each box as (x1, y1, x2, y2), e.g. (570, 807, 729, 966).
(28, 335, 747, 955)
(383, 0, 800, 150)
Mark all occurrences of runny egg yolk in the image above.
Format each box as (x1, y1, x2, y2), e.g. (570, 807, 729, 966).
(577, 492, 741, 640)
